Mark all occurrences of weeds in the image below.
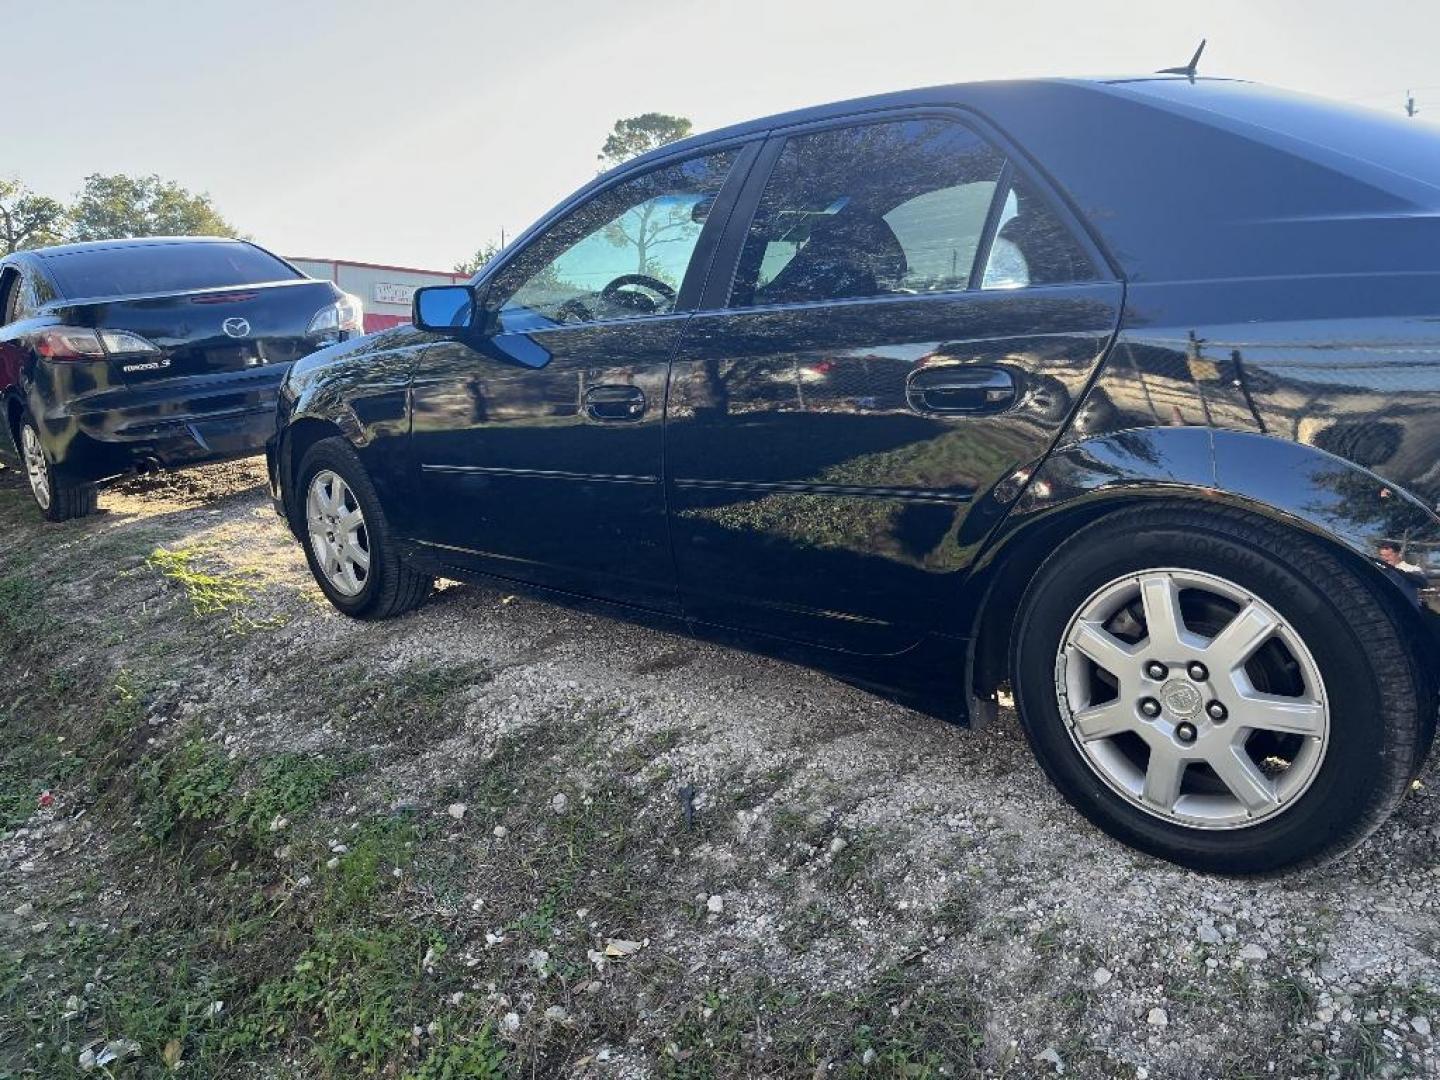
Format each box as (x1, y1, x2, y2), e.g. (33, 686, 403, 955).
(146, 546, 259, 616)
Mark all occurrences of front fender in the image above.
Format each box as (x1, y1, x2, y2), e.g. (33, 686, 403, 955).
(278, 326, 436, 538)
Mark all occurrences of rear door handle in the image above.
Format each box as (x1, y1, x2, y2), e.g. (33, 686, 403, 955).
(906, 366, 1017, 415)
(584, 384, 647, 422)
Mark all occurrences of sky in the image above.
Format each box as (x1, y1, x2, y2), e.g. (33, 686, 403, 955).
(8, 0, 1439, 272)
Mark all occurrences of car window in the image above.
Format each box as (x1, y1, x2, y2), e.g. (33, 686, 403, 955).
(728, 119, 1005, 308)
(491, 150, 737, 331)
(40, 241, 299, 300)
(1, 268, 37, 324)
(980, 174, 1097, 289)
(0, 269, 18, 325)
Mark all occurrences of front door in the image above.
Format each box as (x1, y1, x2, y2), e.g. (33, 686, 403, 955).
(410, 146, 747, 612)
(665, 115, 1123, 652)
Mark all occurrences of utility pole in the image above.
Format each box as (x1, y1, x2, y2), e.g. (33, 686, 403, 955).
(1406, 91, 1418, 118)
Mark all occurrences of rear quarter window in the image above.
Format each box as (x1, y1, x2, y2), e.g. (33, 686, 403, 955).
(41, 242, 299, 300)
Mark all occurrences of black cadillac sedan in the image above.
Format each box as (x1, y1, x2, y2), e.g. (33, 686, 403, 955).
(0, 237, 361, 520)
(271, 76, 1440, 872)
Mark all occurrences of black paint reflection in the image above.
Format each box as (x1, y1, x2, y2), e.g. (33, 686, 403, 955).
(666, 283, 1122, 651)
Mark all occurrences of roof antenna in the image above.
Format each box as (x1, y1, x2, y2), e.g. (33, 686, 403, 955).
(1157, 38, 1206, 82)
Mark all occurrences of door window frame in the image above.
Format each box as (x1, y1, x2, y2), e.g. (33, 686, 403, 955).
(698, 105, 1118, 313)
(474, 138, 766, 334)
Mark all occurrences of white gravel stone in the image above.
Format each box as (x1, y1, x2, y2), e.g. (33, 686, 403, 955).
(447, 802, 467, 820)
(1147, 1008, 1169, 1027)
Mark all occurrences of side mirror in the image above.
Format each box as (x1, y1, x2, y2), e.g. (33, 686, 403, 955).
(413, 285, 478, 334)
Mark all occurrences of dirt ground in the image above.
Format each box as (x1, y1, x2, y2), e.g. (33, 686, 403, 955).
(0, 455, 1437, 1079)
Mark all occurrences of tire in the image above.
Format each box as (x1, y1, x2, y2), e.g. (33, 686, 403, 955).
(1011, 503, 1421, 874)
(18, 410, 97, 522)
(295, 437, 432, 619)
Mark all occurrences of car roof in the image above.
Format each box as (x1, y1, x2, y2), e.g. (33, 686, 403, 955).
(585, 74, 1440, 287)
(29, 236, 244, 260)
(615, 75, 1239, 169)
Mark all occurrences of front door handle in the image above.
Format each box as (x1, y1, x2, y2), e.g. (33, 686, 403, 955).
(906, 366, 1017, 415)
(584, 384, 647, 422)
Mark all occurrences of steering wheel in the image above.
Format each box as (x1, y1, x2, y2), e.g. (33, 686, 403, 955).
(600, 274, 677, 314)
(554, 297, 594, 324)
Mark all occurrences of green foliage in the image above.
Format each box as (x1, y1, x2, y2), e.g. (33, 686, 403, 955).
(0, 177, 68, 254)
(237, 925, 456, 1076)
(139, 738, 237, 843)
(147, 546, 258, 616)
(598, 112, 692, 169)
(403, 1025, 506, 1080)
(67, 172, 237, 242)
(241, 753, 342, 843)
(0, 775, 42, 833)
(454, 238, 502, 276)
(0, 571, 49, 642)
(324, 817, 418, 913)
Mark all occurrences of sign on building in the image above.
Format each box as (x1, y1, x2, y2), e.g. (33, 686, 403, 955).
(373, 281, 419, 305)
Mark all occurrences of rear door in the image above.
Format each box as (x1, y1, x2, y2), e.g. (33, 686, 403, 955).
(665, 111, 1123, 653)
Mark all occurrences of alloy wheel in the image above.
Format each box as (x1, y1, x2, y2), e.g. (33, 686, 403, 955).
(306, 469, 370, 597)
(1056, 568, 1329, 830)
(21, 424, 51, 511)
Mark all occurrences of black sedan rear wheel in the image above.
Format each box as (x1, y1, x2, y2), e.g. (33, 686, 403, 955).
(1011, 504, 1422, 873)
(296, 437, 432, 619)
(18, 410, 96, 522)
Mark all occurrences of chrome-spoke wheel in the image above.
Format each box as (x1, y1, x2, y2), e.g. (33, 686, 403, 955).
(20, 424, 51, 511)
(306, 469, 370, 597)
(1057, 568, 1329, 830)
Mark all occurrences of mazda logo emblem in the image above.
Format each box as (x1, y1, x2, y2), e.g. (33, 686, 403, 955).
(222, 317, 251, 338)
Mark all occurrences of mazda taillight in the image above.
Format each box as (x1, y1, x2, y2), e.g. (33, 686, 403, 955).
(307, 294, 364, 340)
(32, 327, 160, 360)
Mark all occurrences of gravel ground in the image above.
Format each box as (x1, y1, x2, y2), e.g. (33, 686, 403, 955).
(0, 456, 1437, 1078)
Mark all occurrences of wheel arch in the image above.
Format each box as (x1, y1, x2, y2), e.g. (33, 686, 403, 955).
(3, 390, 23, 453)
(278, 416, 350, 531)
(965, 429, 1440, 721)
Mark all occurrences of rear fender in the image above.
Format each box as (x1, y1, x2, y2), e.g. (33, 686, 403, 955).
(964, 426, 1440, 719)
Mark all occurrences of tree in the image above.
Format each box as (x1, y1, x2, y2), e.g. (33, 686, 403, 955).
(67, 173, 238, 242)
(454, 238, 503, 276)
(0, 179, 68, 255)
(597, 113, 692, 169)
(594, 113, 696, 282)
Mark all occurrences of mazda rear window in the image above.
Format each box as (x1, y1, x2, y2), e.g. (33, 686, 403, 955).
(42, 242, 300, 300)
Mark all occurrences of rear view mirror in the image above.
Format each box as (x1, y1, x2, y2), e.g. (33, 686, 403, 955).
(413, 285, 477, 333)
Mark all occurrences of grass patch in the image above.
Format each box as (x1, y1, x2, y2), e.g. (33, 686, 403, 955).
(0, 570, 50, 642)
(146, 546, 260, 616)
(233, 925, 442, 1074)
(138, 737, 239, 845)
(240, 752, 344, 845)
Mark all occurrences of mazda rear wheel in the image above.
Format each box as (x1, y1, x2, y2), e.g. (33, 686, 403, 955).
(19, 411, 97, 522)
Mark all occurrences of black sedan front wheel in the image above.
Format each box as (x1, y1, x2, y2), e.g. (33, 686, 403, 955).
(297, 438, 432, 619)
(1012, 504, 1423, 873)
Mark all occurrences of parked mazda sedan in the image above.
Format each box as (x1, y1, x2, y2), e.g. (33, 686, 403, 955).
(0, 237, 361, 520)
(270, 76, 1440, 872)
